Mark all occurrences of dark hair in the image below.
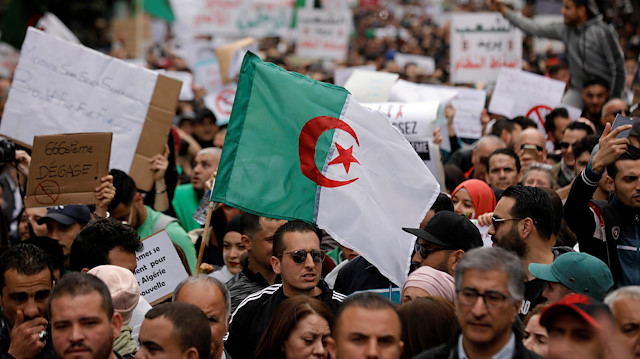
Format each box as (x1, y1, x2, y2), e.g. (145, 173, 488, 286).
(398, 297, 459, 359)
(240, 212, 261, 238)
(108, 169, 137, 211)
(444, 164, 466, 194)
(23, 237, 65, 277)
(196, 108, 217, 125)
(512, 116, 538, 130)
(334, 292, 400, 335)
(273, 220, 319, 258)
(69, 218, 142, 272)
(582, 77, 610, 92)
(607, 145, 640, 179)
(48, 272, 114, 318)
(502, 186, 554, 240)
(487, 148, 521, 174)
(548, 62, 569, 77)
(256, 296, 333, 359)
(0, 244, 53, 290)
(540, 187, 562, 236)
(545, 108, 569, 135)
(522, 303, 547, 332)
(572, 134, 599, 159)
(565, 121, 595, 135)
(431, 193, 454, 213)
(490, 118, 516, 137)
(144, 302, 211, 359)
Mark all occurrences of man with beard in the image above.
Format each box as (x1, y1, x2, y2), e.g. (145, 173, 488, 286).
(49, 273, 123, 359)
(172, 147, 221, 232)
(488, 185, 555, 317)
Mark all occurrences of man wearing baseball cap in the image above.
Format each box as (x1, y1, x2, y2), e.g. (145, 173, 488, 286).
(540, 293, 613, 359)
(39, 205, 91, 267)
(403, 211, 483, 276)
(529, 252, 614, 302)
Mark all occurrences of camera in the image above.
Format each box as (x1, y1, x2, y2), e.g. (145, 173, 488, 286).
(0, 138, 15, 164)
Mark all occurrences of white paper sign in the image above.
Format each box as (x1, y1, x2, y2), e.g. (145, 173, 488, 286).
(170, 0, 295, 39)
(194, 57, 224, 94)
(471, 220, 493, 247)
(295, 8, 351, 61)
(36, 13, 80, 44)
(0, 28, 157, 172)
(488, 68, 566, 131)
(156, 70, 194, 101)
(344, 70, 399, 103)
(203, 83, 237, 126)
(450, 13, 522, 83)
(389, 79, 458, 104)
(442, 86, 486, 140)
(134, 230, 189, 304)
(334, 65, 376, 87)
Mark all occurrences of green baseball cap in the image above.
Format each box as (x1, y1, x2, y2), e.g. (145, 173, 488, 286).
(528, 252, 613, 301)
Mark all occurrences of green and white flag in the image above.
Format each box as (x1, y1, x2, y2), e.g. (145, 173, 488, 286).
(213, 52, 439, 286)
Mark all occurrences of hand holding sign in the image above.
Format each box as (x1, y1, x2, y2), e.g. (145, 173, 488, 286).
(94, 175, 115, 217)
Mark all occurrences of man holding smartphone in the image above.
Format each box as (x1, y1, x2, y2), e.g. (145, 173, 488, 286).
(564, 122, 640, 286)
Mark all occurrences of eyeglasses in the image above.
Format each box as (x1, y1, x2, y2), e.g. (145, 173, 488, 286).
(611, 109, 628, 117)
(559, 141, 576, 149)
(457, 288, 510, 309)
(491, 216, 523, 230)
(520, 144, 544, 152)
(414, 242, 450, 259)
(282, 249, 325, 264)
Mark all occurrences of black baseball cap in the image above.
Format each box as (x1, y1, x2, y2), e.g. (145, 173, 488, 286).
(38, 205, 91, 226)
(402, 211, 483, 251)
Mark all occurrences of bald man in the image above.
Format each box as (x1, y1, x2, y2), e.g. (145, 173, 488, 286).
(515, 128, 548, 174)
(600, 99, 629, 131)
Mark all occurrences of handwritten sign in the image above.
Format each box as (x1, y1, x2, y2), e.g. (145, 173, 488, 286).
(295, 8, 351, 61)
(0, 28, 181, 192)
(25, 133, 112, 207)
(344, 70, 399, 103)
(134, 230, 189, 305)
(170, 0, 294, 39)
(450, 13, 522, 83)
(203, 83, 237, 126)
(488, 68, 565, 132)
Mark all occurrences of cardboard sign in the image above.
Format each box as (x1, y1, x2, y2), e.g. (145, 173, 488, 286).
(25, 132, 112, 207)
(488, 68, 565, 131)
(295, 8, 351, 61)
(344, 70, 399, 103)
(0, 28, 181, 192)
(450, 13, 522, 83)
(170, 0, 294, 39)
(134, 230, 189, 305)
(215, 38, 258, 85)
(203, 83, 237, 127)
(155, 70, 195, 101)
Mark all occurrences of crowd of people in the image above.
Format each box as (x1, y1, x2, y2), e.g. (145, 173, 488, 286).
(1, 0, 640, 358)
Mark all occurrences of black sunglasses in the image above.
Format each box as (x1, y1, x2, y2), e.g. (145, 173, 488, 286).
(414, 242, 450, 259)
(612, 109, 628, 117)
(559, 141, 575, 149)
(282, 249, 325, 264)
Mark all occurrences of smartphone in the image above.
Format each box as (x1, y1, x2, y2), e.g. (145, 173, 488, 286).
(611, 114, 634, 139)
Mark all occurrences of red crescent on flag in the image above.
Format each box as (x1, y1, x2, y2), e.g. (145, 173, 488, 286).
(299, 116, 360, 188)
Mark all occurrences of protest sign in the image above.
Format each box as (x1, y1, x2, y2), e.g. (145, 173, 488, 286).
(389, 79, 458, 104)
(393, 53, 436, 76)
(215, 38, 258, 85)
(0, 28, 181, 192)
(194, 58, 224, 94)
(450, 13, 522, 83)
(295, 8, 351, 61)
(488, 68, 565, 131)
(155, 70, 195, 101)
(170, 0, 294, 39)
(36, 13, 80, 44)
(470, 219, 492, 247)
(344, 70, 399, 103)
(203, 83, 237, 127)
(134, 230, 189, 305)
(334, 65, 375, 87)
(111, 16, 151, 58)
(25, 132, 112, 207)
(444, 86, 486, 140)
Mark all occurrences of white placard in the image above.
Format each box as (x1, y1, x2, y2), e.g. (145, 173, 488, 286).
(344, 70, 399, 103)
(389, 79, 458, 104)
(488, 68, 566, 131)
(156, 70, 194, 101)
(36, 13, 80, 44)
(471, 219, 493, 247)
(0, 28, 157, 172)
(295, 8, 351, 61)
(393, 53, 436, 76)
(203, 83, 237, 126)
(334, 65, 375, 87)
(134, 230, 189, 304)
(194, 57, 224, 94)
(442, 86, 487, 140)
(170, 0, 295, 39)
(450, 13, 522, 83)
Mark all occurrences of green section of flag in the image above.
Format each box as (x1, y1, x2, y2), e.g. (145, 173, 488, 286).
(0, 0, 45, 49)
(143, 0, 175, 22)
(212, 52, 348, 222)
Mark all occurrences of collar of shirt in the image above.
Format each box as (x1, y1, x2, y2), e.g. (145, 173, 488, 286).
(457, 332, 516, 359)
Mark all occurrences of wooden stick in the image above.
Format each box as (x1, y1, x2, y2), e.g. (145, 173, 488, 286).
(194, 201, 217, 275)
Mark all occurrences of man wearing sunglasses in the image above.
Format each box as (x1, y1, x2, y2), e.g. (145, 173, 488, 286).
(415, 247, 543, 359)
(489, 185, 555, 318)
(225, 220, 346, 359)
(515, 129, 548, 175)
(554, 121, 594, 187)
(403, 211, 483, 276)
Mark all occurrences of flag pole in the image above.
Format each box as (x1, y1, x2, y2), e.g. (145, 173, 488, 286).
(194, 201, 217, 275)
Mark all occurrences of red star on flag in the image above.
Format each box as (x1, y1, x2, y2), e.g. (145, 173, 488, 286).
(328, 143, 359, 173)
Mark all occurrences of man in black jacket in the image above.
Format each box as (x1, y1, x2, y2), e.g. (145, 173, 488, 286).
(415, 247, 543, 359)
(224, 220, 345, 359)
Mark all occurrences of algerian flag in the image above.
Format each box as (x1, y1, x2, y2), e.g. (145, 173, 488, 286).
(212, 52, 439, 286)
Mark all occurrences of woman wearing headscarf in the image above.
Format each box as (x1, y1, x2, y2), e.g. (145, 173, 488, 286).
(450, 179, 496, 219)
(401, 265, 456, 304)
